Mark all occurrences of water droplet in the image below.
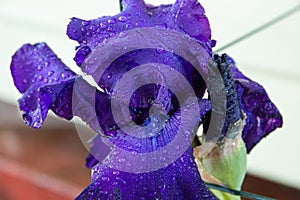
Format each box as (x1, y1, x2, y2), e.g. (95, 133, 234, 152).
(112, 171, 120, 175)
(116, 177, 126, 185)
(45, 62, 50, 67)
(82, 21, 90, 26)
(107, 27, 113, 32)
(108, 19, 116, 24)
(23, 114, 32, 126)
(156, 47, 164, 54)
(118, 158, 126, 163)
(107, 73, 112, 79)
(32, 121, 40, 129)
(37, 65, 43, 71)
(125, 23, 133, 29)
(102, 176, 110, 182)
(118, 16, 128, 22)
(163, 57, 169, 64)
(61, 73, 69, 79)
(81, 27, 86, 33)
(48, 70, 54, 77)
(89, 25, 96, 31)
(100, 22, 107, 29)
(86, 32, 92, 37)
(38, 75, 43, 81)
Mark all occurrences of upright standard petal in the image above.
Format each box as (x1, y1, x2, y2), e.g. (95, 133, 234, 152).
(67, 0, 212, 69)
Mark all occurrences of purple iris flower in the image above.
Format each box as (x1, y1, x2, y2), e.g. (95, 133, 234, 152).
(10, 0, 282, 199)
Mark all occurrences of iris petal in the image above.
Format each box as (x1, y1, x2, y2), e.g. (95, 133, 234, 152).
(77, 148, 216, 200)
(10, 43, 77, 128)
(10, 43, 115, 133)
(85, 98, 211, 168)
(229, 59, 283, 152)
(67, 0, 212, 69)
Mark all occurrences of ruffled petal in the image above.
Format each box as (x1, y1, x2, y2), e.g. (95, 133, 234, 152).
(121, 0, 147, 11)
(67, 0, 212, 67)
(77, 148, 216, 200)
(10, 43, 77, 128)
(10, 43, 115, 133)
(172, 0, 211, 42)
(230, 59, 283, 152)
(85, 97, 211, 169)
(67, 1, 211, 46)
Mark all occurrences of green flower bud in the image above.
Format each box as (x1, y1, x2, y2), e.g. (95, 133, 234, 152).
(194, 120, 247, 200)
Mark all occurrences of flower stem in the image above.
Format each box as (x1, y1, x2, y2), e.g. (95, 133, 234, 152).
(119, 0, 123, 11)
(205, 182, 274, 200)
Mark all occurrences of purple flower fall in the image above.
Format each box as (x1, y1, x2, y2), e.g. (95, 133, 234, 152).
(10, 0, 282, 199)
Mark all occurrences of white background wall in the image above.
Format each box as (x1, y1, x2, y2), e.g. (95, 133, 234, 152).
(0, 0, 299, 189)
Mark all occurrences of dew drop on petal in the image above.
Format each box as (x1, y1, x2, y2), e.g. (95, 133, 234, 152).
(108, 18, 116, 24)
(112, 170, 120, 175)
(118, 16, 128, 22)
(22, 114, 32, 126)
(156, 47, 164, 54)
(32, 121, 40, 129)
(102, 176, 110, 182)
(89, 25, 96, 31)
(100, 22, 107, 29)
(61, 72, 69, 79)
(38, 75, 43, 81)
(118, 158, 126, 163)
(87, 32, 92, 37)
(47, 70, 54, 77)
(37, 65, 43, 71)
(82, 21, 90, 26)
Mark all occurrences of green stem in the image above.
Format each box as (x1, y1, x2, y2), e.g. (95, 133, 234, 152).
(205, 183, 275, 200)
(119, 0, 123, 11)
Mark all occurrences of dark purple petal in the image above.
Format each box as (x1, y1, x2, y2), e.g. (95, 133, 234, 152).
(172, 0, 211, 42)
(230, 61, 283, 152)
(74, 45, 91, 66)
(10, 43, 115, 133)
(10, 43, 77, 128)
(67, 0, 212, 68)
(86, 154, 100, 169)
(121, 0, 147, 11)
(76, 148, 216, 200)
(86, 98, 211, 169)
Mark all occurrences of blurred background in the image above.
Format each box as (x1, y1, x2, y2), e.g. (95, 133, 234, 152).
(0, 0, 299, 199)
